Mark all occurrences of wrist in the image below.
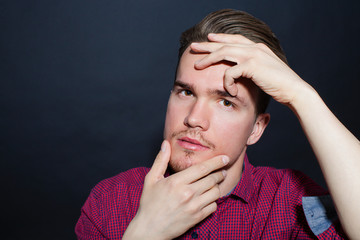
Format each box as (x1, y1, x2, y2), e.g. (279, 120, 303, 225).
(123, 216, 148, 240)
(123, 214, 168, 240)
(288, 81, 319, 116)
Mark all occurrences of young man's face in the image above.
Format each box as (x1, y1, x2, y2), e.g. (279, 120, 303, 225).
(164, 48, 267, 172)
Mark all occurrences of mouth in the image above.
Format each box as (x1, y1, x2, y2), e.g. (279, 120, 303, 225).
(177, 137, 210, 151)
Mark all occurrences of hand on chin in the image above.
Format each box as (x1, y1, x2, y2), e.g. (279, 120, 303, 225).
(169, 149, 211, 173)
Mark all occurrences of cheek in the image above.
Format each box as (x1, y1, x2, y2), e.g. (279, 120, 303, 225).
(164, 98, 185, 138)
(163, 106, 173, 139)
(212, 114, 255, 154)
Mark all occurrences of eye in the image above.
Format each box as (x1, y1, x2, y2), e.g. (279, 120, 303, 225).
(220, 99, 233, 108)
(180, 89, 193, 96)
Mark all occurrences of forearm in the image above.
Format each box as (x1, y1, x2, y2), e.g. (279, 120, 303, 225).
(122, 216, 167, 240)
(291, 86, 360, 238)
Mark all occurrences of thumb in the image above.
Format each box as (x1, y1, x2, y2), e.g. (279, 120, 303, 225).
(146, 140, 171, 183)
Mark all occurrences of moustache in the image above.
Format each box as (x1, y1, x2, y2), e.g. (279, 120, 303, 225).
(171, 130, 215, 150)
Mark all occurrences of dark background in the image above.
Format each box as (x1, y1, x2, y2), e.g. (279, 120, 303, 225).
(1, 0, 359, 239)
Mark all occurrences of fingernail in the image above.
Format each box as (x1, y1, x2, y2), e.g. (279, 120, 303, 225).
(195, 59, 201, 65)
(222, 170, 227, 177)
(191, 42, 199, 46)
(208, 33, 216, 38)
(161, 141, 166, 152)
(222, 156, 229, 165)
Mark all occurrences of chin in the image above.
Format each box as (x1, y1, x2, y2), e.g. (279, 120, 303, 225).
(169, 157, 192, 172)
(169, 150, 206, 172)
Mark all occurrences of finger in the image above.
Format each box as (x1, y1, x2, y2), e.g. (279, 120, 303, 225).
(208, 33, 254, 44)
(190, 42, 224, 53)
(177, 155, 229, 184)
(188, 202, 217, 226)
(224, 74, 238, 97)
(198, 201, 217, 222)
(146, 140, 171, 183)
(197, 185, 222, 209)
(224, 62, 256, 96)
(194, 45, 247, 70)
(191, 42, 250, 55)
(190, 170, 226, 195)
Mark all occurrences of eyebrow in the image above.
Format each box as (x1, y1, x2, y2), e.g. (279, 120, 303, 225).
(208, 89, 247, 106)
(173, 80, 194, 92)
(174, 80, 247, 106)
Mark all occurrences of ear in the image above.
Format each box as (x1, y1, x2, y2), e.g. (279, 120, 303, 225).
(247, 113, 270, 145)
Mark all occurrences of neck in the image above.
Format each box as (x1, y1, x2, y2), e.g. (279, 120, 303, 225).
(218, 150, 246, 197)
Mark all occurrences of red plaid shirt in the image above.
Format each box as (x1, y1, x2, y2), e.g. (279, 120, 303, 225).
(76, 156, 345, 239)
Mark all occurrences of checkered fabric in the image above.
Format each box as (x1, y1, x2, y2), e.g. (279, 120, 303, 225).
(76, 155, 345, 239)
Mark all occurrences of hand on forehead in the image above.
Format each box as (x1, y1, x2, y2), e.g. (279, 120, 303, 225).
(189, 34, 260, 97)
(177, 47, 259, 111)
(179, 37, 259, 101)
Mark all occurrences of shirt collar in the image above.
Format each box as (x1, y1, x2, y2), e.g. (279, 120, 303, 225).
(230, 154, 255, 203)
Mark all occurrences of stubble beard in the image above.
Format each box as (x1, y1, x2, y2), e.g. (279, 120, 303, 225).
(169, 149, 195, 173)
(168, 129, 215, 173)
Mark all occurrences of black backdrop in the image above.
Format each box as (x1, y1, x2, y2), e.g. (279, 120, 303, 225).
(1, 0, 359, 239)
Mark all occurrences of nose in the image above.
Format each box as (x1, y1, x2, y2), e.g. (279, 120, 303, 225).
(184, 99, 210, 130)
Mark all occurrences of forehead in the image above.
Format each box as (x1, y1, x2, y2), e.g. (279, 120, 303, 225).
(176, 49, 231, 89)
(176, 49, 258, 106)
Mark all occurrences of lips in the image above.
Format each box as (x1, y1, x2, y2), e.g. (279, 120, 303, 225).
(177, 137, 209, 151)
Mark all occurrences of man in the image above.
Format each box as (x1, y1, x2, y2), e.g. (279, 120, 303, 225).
(76, 9, 360, 239)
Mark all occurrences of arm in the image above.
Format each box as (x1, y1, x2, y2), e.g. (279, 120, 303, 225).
(191, 33, 360, 238)
(123, 140, 229, 240)
(290, 84, 360, 238)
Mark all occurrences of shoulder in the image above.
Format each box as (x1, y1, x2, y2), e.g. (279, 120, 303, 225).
(246, 163, 342, 237)
(252, 166, 327, 196)
(76, 167, 150, 238)
(90, 167, 150, 199)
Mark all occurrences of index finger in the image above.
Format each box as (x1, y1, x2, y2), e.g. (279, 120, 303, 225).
(174, 155, 230, 184)
(209, 33, 278, 58)
(146, 140, 171, 183)
(208, 33, 255, 44)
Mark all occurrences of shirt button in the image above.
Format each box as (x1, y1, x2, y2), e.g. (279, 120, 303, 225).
(191, 231, 199, 239)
